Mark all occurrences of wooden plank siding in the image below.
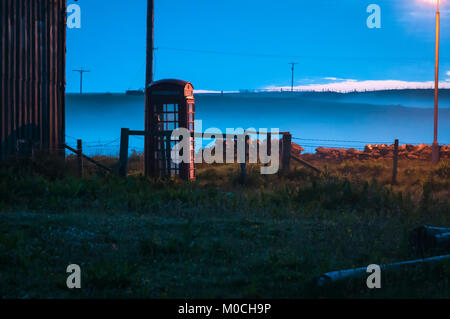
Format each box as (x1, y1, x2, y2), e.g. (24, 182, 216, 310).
(0, 0, 66, 161)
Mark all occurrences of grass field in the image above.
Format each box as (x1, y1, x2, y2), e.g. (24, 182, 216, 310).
(0, 156, 449, 298)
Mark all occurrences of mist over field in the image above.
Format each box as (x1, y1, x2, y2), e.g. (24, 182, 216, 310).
(66, 89, 450, 155)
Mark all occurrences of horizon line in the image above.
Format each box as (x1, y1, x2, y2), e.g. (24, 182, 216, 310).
(65, 87, 450, 95)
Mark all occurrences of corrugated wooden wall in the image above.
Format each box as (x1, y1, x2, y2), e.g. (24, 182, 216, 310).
(0, 0, 66, 161)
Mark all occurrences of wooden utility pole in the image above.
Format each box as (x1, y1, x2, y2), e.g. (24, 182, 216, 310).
(73, 68, 90, 94)
(145, 0, 154, 87)
(144, 0, 154, 176)
(288, 62, 298, 92)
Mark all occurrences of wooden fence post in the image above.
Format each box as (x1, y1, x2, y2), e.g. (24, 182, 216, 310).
(77, 139, 84, 178)
(282, 133, 292, 172)
(119, 128, 130, 177)
(166, 133, 172, 177)
(65, 144, 113, 173)
(245, 134, 250, 160)
(234, 135, 238, 162)
(240, 135, 249, 184)
(265, 133, 272, 167)
(223, 135, 227, 164)
(392, 139, 399, 185)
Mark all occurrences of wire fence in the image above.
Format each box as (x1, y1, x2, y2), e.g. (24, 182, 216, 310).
(65, 134, 147, 157)
(65, 134, 449, 158)
(293, 136, 450, 154)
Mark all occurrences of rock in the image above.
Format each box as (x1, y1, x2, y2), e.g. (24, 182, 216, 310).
(416, 143, 429, 152)
(364, 145, 374, 152)
(407, 154, 419, 160)
(307, 144, 448, 161)
(405, 144, 416, 151)
(291, 143, 304, 156)
(316, 147, 333, 154)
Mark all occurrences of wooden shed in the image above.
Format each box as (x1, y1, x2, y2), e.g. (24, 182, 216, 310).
(0, 0, 67, 161)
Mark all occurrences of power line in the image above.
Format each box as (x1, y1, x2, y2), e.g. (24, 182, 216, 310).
(158, 46, 448, 62)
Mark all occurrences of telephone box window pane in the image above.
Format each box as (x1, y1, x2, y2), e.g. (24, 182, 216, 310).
(147, 81, 195, 181)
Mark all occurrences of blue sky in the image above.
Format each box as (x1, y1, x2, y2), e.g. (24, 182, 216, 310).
(66, 0, 450, 93)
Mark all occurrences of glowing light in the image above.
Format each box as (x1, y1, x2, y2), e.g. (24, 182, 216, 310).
(419, 0, 446, 7)
(422, 0, 438, 4)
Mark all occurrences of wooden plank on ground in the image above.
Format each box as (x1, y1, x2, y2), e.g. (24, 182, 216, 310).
(290, 154, 321, 173)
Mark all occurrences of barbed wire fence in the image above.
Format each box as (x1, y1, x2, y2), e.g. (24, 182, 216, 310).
(290, 137, 450, 154)
(65, 133, 449, 159)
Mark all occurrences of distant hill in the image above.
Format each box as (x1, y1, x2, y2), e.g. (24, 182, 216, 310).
(193, 89, 450, 109)
(294, 89, 450, 100)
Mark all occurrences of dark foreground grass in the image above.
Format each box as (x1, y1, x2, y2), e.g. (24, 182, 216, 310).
(0, 158, 449, 298)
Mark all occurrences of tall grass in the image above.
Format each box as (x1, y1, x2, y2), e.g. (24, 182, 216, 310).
(0, 157, 448, 298)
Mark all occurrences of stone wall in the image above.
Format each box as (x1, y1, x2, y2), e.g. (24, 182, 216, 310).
(297, 143, 450, 161)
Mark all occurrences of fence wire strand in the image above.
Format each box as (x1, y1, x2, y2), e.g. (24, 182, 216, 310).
(65, 134, 448, 157)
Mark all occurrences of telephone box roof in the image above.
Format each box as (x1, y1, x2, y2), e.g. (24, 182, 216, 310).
(148, 79, 193, 89)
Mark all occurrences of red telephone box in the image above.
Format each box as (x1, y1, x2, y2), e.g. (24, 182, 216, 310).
(145, 79, 196, 181)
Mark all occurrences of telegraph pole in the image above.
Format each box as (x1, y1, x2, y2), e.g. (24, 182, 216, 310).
(144, 0, 154, 176)
(289, 62, 298, 92)
(73, 68, 90, 94)
(145, 0, 154, 87)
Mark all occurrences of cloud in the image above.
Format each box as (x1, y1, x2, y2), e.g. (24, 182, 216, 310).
(194, 89, 238, 94)
(447, 71, 450, 76)
(322, 77, 357, 82)
(323, 77, 343, 81)
(265, 79, 450, 93)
